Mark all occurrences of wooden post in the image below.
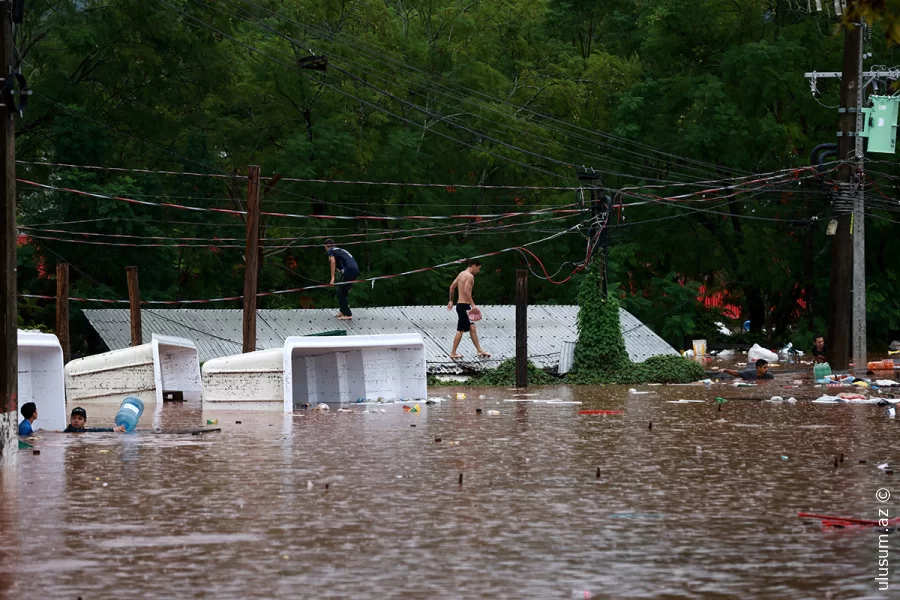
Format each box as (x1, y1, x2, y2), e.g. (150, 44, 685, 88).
(826, 17, 863, 371)
(0, 1, 17, 465)
(242, 165, 261, 353)
(56, 264, 70, 363)
(516, 269, 528, 388)
(126, 266, 142, 347)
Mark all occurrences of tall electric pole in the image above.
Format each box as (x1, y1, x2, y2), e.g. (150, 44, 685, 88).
(825, 17, 864, 372)
(0, 1, 16, 466)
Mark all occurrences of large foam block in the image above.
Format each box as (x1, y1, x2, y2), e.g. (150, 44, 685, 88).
(201, 334, 428, 412)
(17, 331, 67, 431)
(283, 334, 427, 412)
(201, 348, 284, 410)
(64, 334, 201, 405)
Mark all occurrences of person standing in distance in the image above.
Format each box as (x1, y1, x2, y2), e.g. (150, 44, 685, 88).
(447, 260, 491, 359)
(325, 239, 359, 320)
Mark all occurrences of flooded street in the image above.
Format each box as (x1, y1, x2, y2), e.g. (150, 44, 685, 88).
(2, 382, 899, 599)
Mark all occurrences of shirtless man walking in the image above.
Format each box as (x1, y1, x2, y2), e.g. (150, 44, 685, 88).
(447, 260, 490, 359)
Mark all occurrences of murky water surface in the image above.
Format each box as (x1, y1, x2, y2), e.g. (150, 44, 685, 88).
(2, 380, 899, 599)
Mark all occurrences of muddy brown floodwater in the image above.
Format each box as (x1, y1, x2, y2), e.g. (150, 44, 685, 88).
(1, 382, 899, 599)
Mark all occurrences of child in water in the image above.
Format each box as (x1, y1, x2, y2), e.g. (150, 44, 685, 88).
(64, 407, 126, 433)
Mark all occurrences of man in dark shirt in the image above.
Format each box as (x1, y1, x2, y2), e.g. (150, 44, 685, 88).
(811, 335, 828, 364)
(325, 239, 360, 320)
(723, 359, 775, 381)
(63, 407, 125, 433)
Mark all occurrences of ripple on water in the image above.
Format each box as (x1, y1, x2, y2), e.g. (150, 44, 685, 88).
(1, 384, 896, 598)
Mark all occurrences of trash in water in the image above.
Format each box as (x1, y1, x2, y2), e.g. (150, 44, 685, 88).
(781, 455, 789, 460)
(749, 344, 779, 363)
(768, 396, 784, 403)
(667, 400, 704, 404)
(786, 397, 797, 404)
(478, 395, 486, 399)
(315, 403, 330, 411)
(456, 393, 467, 400)
(628, 388, 651, 395)
(696, 446, 702, 453)
(487, 410, 500, 416)
(337, 408, 352, 413)
(578, 410, 624, 415)
(307, 480, 314, 490)
(878, 463, 890, 470)
(715, 397, 728, 404)
(502, 398, 582, 405)
(888, 407, 896, 418)
(837, 392, 868, 401)
(206, 419, 218, 425)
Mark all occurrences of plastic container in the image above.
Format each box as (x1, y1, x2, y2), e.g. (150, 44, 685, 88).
(867, 361, 894, 371)
(692, 339, 707, 357)
(114, 396, 144, 433)
(814, 362, 832, 380)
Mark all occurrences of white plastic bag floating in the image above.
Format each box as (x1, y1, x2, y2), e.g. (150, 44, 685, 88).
(748, 344, 778, 363)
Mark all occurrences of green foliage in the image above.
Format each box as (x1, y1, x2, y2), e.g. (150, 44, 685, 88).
(567, 268, 704, 384)
(572, 269, 630, 375)
(629, 355, 706, 384)
(468, 360, 560, 386)
(12, 0, 900, 357)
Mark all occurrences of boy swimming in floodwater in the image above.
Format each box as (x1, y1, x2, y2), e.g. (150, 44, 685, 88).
(63, 407, 126, 433)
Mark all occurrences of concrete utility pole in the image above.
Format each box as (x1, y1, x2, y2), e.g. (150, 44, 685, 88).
(816, 17, 864, 371)
(242, 165, 261, 353)
(0, 1, 16, 466)
(850, 25, 867, 374)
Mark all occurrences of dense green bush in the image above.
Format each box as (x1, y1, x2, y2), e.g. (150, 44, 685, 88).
(565, 269, 704, 384)
(467, 359, 560, 386)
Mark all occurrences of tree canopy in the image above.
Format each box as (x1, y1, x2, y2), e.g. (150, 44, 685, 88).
(14, 0, 900, 355)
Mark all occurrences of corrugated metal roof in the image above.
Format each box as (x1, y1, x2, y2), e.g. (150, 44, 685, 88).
(82, 306, 676, 373)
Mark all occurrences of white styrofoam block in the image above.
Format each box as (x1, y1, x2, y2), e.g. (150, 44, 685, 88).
(65, 334, 201, 406)
(203, 334, 428, 411)
(17, 331, 67, 431)
(202, 348, 282, 409)
(282, 334, 427, 412)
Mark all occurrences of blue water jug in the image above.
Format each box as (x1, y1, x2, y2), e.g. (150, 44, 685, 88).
(115, 396, 145, 433)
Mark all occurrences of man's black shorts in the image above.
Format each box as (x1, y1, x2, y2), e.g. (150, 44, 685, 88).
(456, 303, 472, 332)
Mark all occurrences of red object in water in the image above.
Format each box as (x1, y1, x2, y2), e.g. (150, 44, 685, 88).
(798, 512, 900, 527)
(578, 410, 624, 415)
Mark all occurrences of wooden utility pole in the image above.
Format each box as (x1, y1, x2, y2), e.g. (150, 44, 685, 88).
(826, 17, 863, 371)
(0, 1, 17, 465)
(242, 165, 261, 353)
(126, 266, 142, 347)
(515, 270, 528, 388)
(55, 264, 69, 363)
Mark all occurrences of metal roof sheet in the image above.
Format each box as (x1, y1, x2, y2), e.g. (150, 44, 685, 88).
(82, 306, 676, 373)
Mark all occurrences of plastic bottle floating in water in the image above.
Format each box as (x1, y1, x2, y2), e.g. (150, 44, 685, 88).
(114, 396, 145, 433)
